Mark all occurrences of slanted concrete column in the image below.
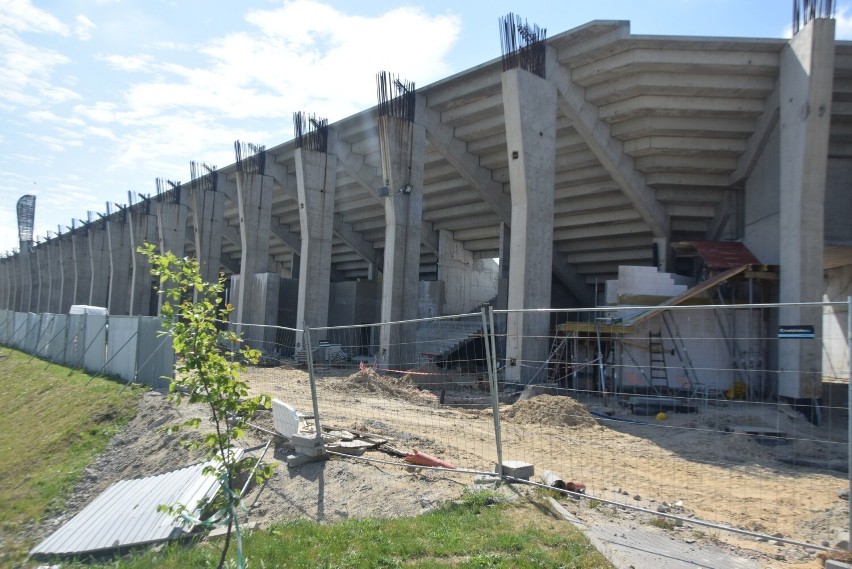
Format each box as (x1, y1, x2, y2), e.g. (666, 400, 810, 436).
(156, 194, 188, 314)
(235, 162, 276, 346)
(72, 228, 91, 306)
(294, 146, 337, 344)
(36, 244, 48, 313)
(107, 215, 133, 315)
(502, 67, 557, 383)
(128, 203, 159, 316)
(58, 234, 73, 313)
(191, 187, 225, 286)
(497, 222, 511, 310)
(49, 237, 63, 313)
(777, 18, 835, 400)
(378, 110, 425, 368)
(88, 223, 110, 307)
(20, 244, 34, 312)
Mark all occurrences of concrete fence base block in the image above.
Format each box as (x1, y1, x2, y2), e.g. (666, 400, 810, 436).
(498, 460, 534, 480)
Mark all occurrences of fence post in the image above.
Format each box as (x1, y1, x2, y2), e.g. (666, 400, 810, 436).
(304, 326, 323, 441)
(482, 306, 503, 476)
(847, 295, 851, 550)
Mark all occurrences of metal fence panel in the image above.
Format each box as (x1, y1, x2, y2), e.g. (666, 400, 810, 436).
(105, 316, 139, 382)
(34, 313, 67, 363)
(63, 314, 87, 368)
(12, 312, 28, 349)
(135, 317, 173, 389)
(0, 309, 11, 344)
(24, 313, 40, 354)
(82, 314, 107, 373)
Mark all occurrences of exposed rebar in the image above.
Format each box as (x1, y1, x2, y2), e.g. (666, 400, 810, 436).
(16, 195, 36, 245)
(294, 112, 329, 153)
(190, 161, 218, 193)
(793, 0, 835, 34)
(234, 140, 266, 175)
(499, 13, 547, 78)
(376, 71, 415, 122)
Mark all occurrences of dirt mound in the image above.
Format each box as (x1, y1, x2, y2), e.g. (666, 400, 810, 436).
(400, 362, 468, 387)
(344, 368, 438, 405)
(502, 394, 598, 428)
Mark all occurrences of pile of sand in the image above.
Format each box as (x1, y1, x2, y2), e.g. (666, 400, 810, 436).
(501, 394, 599, 428)
(345, 368, 438, 405)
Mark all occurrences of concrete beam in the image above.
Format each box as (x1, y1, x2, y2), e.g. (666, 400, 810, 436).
(332, 127, 439, 255)
(269, 216, 301, 253)
(547, 45, 668, 238)
(730, 80, 780, 185)
(333, 213, 377, 266)
(424, 104, 512, 225)
(552, 251, 595, 306)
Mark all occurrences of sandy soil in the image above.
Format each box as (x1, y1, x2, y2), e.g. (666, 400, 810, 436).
(30, 364, 851, 569)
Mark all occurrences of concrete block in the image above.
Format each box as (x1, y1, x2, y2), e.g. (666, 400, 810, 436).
(826, 561, 852, 569)
(498, 460, 534, 480)
(291, 433, 323, 448)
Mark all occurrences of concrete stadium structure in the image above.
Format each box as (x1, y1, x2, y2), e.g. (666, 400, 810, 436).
(1, 15, 850, 400)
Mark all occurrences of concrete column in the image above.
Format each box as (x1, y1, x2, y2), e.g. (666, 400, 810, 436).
(497, 222, 511, 310)
(49, 237, 63, 313)
(72, 229, 92, 306)
(58, 234, 73, 313)
(235, 169, 276, 344)
(653, 237, 669, 273)
(156, 197, 188, 314)
(36, 244, 48, 313)
(20, 245, 33, 312)
(502, 68, 557, 383)
(88, 224, 110, 307)
(107, 215, 133, 315)
(191, 187, 225, 286)
(128, 204, 159, 316)
(294, 147, 337, 345)
(378, 116, 425, 368)
(777, 19, 835, 400)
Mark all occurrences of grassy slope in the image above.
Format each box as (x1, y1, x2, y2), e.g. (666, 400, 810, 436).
(68, 491, 613, 568)
(0, 348, 143, 566)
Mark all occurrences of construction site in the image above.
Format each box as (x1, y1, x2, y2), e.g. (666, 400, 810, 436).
(4, 4, 852, 566)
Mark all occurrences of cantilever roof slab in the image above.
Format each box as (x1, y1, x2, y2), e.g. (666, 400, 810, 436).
(31, 460, 228, 558)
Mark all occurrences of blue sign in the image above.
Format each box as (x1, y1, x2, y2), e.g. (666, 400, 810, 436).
(778, 325, 815, 339)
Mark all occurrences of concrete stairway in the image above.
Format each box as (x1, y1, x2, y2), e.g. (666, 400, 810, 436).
(415, 318, 483, 365)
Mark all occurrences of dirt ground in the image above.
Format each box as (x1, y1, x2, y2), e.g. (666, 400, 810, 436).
(30, 364, 851, 568)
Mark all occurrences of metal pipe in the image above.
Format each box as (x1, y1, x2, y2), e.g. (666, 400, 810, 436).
(304, 326, 323, 440)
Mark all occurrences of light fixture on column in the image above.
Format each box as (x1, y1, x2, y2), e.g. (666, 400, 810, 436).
(399, 184, 413, 195)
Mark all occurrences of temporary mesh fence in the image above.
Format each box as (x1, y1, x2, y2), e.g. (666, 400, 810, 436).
(240, 301, 850, 554)
(1, 301, 849, 556)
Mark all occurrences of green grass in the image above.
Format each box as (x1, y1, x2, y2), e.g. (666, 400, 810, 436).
(0, 348, 143, 566)
(59, 490, 612, 568)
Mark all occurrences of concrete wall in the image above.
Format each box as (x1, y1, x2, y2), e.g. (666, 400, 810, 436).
(419, 281, 444, 318)
(822, 264, 852, 381)
(439, 236, 499, 315)
(619, 309, 764, 394)
(328, 280, 381, 327)
(743, 127, 781, 265)
(825, 158, 852, 245)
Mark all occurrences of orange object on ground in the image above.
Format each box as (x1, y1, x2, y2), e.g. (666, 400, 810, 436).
(403, 449, 457, 469)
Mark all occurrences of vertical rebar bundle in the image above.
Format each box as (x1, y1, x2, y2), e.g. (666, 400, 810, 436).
(234, 140, 266, 175)
(16, 195, 35, 244)
(793, 0, 835, 34)
(499, 13, 547, 78)
(294, 112, 329, 153)
(376, 72, 415, 122)
(190, 161, 218, 193)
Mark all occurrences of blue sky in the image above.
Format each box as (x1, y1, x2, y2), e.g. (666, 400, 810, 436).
(2, 0, 851, 254)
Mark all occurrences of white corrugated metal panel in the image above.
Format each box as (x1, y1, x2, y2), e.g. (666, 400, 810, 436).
(105, 316, 138, 381)
(82, 314, 107, 373)
(30, 457, 238, 557)
(136, 316, 174, 390)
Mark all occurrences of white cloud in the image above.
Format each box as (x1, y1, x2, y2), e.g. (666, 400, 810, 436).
(0, 0, 69, 35)
(73, 14, 96, 41)
(72, 1, 462, 174)
(836, 4, 852, 39)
